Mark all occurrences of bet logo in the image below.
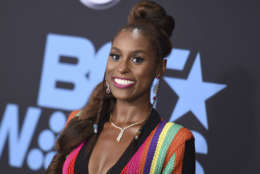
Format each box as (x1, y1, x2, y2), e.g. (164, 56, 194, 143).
(27, 112, 66, 170)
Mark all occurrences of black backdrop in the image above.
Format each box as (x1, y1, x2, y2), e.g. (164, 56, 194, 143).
(1, 0, 259, 173)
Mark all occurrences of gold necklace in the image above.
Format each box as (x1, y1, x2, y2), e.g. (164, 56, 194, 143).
(109, 114, 145, 142)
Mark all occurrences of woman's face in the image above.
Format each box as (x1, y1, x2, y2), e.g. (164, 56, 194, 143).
(105, 29, 161, 102)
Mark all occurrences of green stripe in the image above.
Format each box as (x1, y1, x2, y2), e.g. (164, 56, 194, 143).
(75, 110, 82, 117)
(154, 123, 182, 173)
(162, 153, 176, 174)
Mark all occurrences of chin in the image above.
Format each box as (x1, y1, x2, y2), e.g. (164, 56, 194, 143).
(113, 94, 133, 101)
(112, 91, 148, 103)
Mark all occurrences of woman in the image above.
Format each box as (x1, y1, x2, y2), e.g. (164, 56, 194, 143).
(47, 1, 195, 173)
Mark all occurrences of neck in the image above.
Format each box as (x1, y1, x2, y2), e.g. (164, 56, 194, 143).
(111, 94, 152, 125)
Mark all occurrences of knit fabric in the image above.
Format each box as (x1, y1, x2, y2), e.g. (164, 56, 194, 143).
(62, 110, 194, 174)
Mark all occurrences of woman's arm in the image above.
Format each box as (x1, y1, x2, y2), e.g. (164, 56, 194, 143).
(163, 129, 195, 174)
(65, 110, 81, 127)
(178, 138, 195, 174)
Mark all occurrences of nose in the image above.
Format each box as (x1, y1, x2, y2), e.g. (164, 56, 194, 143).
(117, 58, 129, 74)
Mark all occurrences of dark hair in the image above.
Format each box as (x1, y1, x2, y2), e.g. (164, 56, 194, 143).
(120, 0, 175, 60)
(46, 1, 174, 173)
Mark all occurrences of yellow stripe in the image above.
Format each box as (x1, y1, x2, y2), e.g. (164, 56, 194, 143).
(149, 122, 174, 174)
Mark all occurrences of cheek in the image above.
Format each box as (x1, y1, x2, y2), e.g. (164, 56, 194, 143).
(105, 60, 114, 78)
(135, 68, 156, 86)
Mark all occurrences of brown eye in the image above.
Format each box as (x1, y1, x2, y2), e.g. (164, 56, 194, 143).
(110, 53, 120, 61)
(132, 56, 144, 64)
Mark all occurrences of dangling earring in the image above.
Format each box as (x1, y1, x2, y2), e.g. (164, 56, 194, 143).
(152, 76, 160, 107)
(93, 123, 98, 134)
(106, 81, 111, 94)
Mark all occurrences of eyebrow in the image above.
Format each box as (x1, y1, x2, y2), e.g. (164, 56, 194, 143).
(111, 47, 147, 54)
(111, 47, 121, 52)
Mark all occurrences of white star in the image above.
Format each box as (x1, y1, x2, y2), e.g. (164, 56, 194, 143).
(164, 53, 226, 129)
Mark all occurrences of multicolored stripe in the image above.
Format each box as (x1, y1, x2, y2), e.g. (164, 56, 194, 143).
(62, 142, 85, 174)
(122, 121, 188, 174)
(150, 122, 182, 174)
(65, 110, 81, 127)
(144, 121, 167, 174)
(62, 110, 193, 174)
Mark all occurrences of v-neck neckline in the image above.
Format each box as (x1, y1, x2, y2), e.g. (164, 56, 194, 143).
(75, 108, 161, 174)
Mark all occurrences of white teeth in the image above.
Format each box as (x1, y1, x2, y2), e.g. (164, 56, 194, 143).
(115, 78, 134, 85)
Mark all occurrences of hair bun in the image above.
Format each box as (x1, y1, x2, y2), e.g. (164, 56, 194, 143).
(128, 0, 175, 37)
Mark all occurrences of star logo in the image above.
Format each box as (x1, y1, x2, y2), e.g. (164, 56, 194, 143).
(164, 53, 226, 129)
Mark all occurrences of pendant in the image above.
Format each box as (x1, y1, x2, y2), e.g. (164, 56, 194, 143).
(116, 129, 125, 142)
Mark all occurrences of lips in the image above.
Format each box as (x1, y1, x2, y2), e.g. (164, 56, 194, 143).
(112, 77, 135, 88)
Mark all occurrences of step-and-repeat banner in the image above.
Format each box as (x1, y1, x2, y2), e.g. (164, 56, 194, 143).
(1, 0, 259, 173)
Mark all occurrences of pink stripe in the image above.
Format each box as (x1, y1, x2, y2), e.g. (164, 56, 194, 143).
(62, 142, 85, 174)
(123, 141, 146, 173)
(134, 143, 145, 172)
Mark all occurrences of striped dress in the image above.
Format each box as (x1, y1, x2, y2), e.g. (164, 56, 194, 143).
(62, 110, 195, 174)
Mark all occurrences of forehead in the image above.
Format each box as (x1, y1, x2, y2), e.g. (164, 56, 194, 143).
(112, 29, 153, 53)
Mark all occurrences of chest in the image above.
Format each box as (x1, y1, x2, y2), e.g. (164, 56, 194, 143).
(88, 123, 140, 174)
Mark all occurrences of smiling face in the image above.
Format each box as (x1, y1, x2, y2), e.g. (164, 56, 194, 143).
(105, 29, 161, 103)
